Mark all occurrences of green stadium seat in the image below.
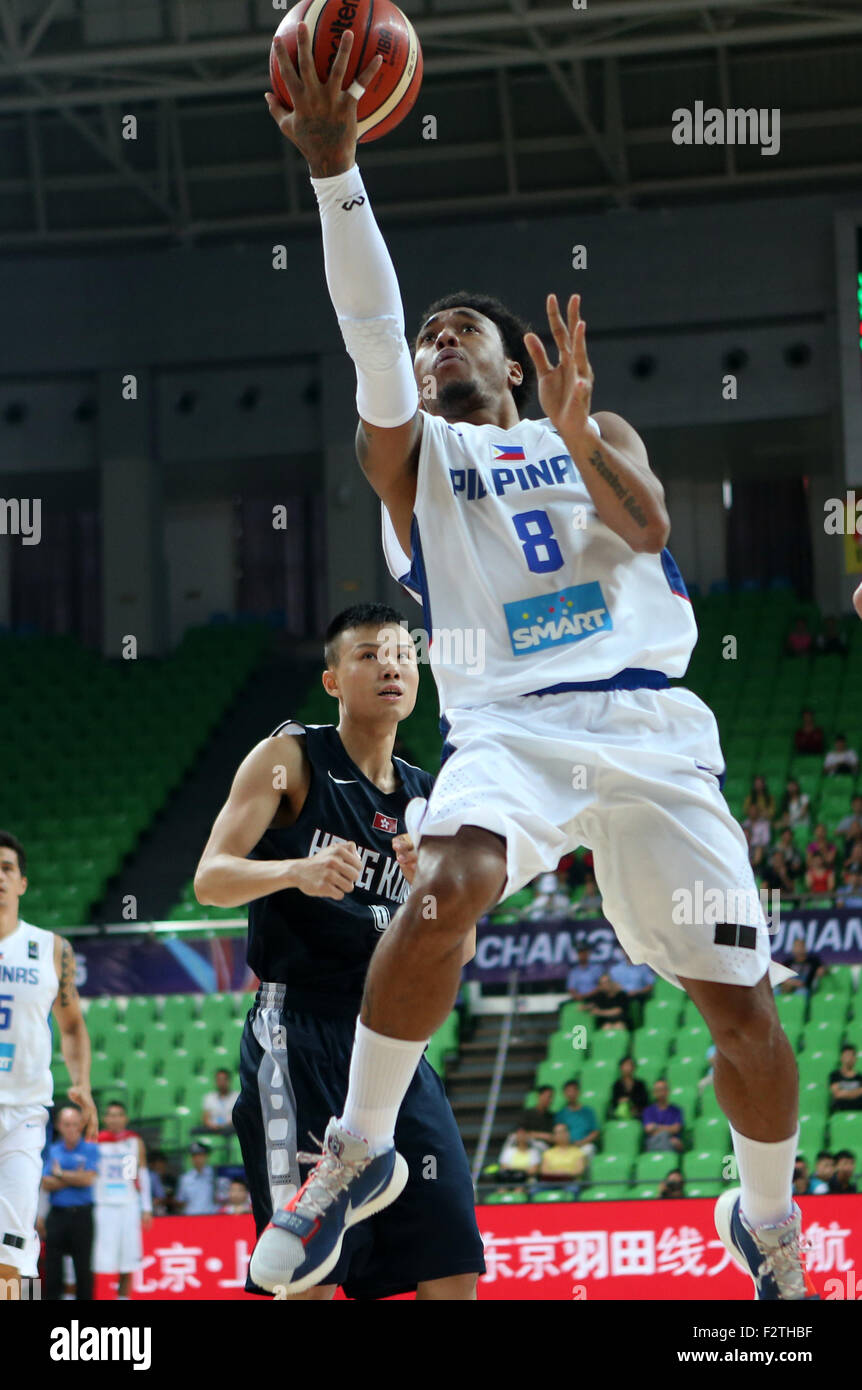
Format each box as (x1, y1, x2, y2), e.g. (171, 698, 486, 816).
(691, 1115, 730, 1151)
(600, 1120, 642, 1160)
(643, 997, 684, 1030)
(802, 1023, 845, 1056)
(829, 1111, 862, 1151)
(160, 994, 200, 1035)
(698, 1087, 725, 1120)
(199, 992, 236, 1033)
(589, 1153, 633, 1184)
(666, 1057, 707, 1089)
(628, 1183, 661, 1199)
(530, 1188, 574, 1203)
(142, 1023, 174, 1070)
(122, 996, 156, 1038)
(583, 1187, 616, 1201)
(484, 1190, 529, 1204)
(535, 1059, 575, 1092)
(548, 1031, 579, 1065)
(633, 1151, 678, 1183)
(138, 1078, 173, 1120)
(121, 1051, 154, 1094)
(633, 1028, 671, 1063)
(682, 1150, 726, 1182)
(797, 1080, 829, 1115)
(798, 1115, 827, 1160)
(775, 993, 807, 1032)
(589, 1029, 630, 1064)
(685, 1182, 723, 1198)
(631, 1054, 667, 1089)
(89, 1052, 113, 1089)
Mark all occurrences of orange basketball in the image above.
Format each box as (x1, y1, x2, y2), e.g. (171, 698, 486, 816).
(270, 0, 423, 144)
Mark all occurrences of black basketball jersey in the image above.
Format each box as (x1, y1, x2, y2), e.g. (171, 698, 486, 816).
(246, 721, 434, 1018)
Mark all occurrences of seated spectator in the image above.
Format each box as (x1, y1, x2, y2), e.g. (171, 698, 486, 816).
(586, 972, 632, 1031)
(776, 827, 804, 879)
(792, 1157, 812, 1199)
(555, 1080, 599, 1158)
(609, 950, 655, 1003)
(779, 935, 826, 995)
(574, 872, 602, 916)
(775, 778, 811, 832)
(836, 795, 862, 847)
(526, 870, 570, 921)
(830, 1045, 862, 1112)
(760, 849, 796, 895)
(148, 1151, 177, 1217)
(812, 1151, 835, 1193)
(794, 708, 824, 756)
(840, 839, 862, 891)
(221, 1179, 252, 1215)
(610, 1056, 650, 1119)
(174, 1142, 219, 1215)
(814, 615, 848, 656)
(659, 1169, 685, 1199)
(838, 862, 862, 909)
(805, 851, 835, 896)
(742, 775, 775, 848)
(539, 1124, 587, 1184)
(498, 1127, 544, 1181)
(565, 943, 602, 1005)
(806, 822, 837, 870)
(828, 1149, 858, 1194)
(824, 734, 859, 778)
(200, 1067, 240, 1135)
(517, 1084, 558, 1144)
(641, 1079, 684, 1153)
(785, 616, 813, 656)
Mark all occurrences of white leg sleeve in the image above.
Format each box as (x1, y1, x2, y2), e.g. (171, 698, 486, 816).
(310, 165, 420, 428)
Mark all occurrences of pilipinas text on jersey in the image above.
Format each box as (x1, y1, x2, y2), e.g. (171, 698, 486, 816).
(0, 921, 58, 1107)
(245, 722, 434, 1018)
(381, 413, 697, 712)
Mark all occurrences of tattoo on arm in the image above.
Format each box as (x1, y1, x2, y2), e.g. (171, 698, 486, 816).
(58, 939, 77, 1009)
(585, 448, 649, 528)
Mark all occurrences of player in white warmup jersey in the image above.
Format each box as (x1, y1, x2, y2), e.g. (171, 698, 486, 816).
(93, 1100, 152, 1299)
(0, 831, 97, 1296)
(252, 27, 817, 1301)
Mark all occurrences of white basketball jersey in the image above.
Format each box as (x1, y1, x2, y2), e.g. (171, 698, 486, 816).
(0, 920, 58, 1107)
(382, 412, 697, 712)
(95, 1132, 140, 1207)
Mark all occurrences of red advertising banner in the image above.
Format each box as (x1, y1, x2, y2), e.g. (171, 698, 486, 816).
(94, 1195, 862, 1301)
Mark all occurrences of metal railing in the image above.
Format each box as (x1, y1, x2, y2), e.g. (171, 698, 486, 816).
(470, 968, 520, 1193)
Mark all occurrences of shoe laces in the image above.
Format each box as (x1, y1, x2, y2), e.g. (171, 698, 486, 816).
(754, 1224, 808, 1298)
(292, 1133, 371, 1222)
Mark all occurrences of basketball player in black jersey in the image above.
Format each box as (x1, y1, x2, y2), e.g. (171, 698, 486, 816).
(194, 603, 484, 1300)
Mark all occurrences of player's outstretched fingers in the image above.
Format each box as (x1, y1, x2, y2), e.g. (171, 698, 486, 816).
(264, 91, 293, 135)
(327, 25, 355, 90)
(523, 331, 552, 377)
(354, 51, 384, 94)
(272, 34, 303, 104)
(546, 293, 571, 360)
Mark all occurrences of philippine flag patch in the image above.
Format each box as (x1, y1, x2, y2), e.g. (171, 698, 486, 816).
(490, 443, 526, 462)
(373, 813, 398, 834)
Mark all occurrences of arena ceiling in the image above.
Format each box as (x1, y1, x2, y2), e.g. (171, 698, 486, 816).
(0, 0, 861, 247)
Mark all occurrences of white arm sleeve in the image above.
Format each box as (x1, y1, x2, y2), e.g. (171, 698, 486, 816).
(310, 165, 419, 428)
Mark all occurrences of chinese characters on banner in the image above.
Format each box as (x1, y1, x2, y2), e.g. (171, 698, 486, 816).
(92, 1196, 861, 1301)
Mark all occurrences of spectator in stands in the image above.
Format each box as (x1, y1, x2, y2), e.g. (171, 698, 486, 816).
(221, 1179, 252, 1215)
(840, 839, 862, 891)
(792, 1157, 812, 1199)
(641, 1079, 684, 1153)
(836, 795, 862, 847)
(659, 1170, 684, 1199)
(794, 708, 824, 756)
(823, 734, 859, 779)
(815, 615, 848, 657)
(586, 972, 633, 1031)
(526, 870, 570, 921)
(538, 1124, 587, 1187)
(775, 778, 811, 832)
(806, 822, 837, 871)
(786, 616, 813, 656)
(174, 1142, 219, 1216)
(565, 943, 602, 1005)
(776, 827, 804, 881)
(497, 1127, 544, 1182)
(574, 872, 602, 916)
(742, 775, 775, 848)
(200, 1067, 240, 1136)
(813, 1151, 835, 1193)
(829, 1045, 862, 1112)
(555, 1080, 600, 1158)
(828, 1150, 858, 1194)
(760, 849, 796, 896)
(805, 851, 835, 896)
(609, 950, 655, 1004)
(779, 935, 826, 995)
(518, 1085, 558, 1144)
(148, 1152, 177, 1217)
(609, 1056, 650, 1120)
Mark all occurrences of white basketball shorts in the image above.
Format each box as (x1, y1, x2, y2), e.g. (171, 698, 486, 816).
(405, 684, 795, 992)
(93, 1202, 142, 1274)
(0, 1103, 48, 1274)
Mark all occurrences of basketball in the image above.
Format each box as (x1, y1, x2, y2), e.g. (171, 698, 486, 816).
(270, 0, 423, 144)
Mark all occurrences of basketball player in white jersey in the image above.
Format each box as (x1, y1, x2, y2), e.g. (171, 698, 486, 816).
(254, 27, 814, 1300)
(0, 830, 97, 1296)
(93, 1100, 152, 1299)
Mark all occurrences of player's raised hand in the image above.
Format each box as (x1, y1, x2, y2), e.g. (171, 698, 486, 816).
(69, 1085, 99, 1140)
(265, 22, 383, 177)
(393, 833, 418, 885)
(524, 294, 595, 441)
(290, 841, 364, 900)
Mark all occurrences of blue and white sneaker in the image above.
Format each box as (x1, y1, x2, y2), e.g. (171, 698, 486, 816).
(249, 1118, 409, 1296)
(714, 1188, 819, 1300)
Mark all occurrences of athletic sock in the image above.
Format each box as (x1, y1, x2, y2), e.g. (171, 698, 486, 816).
(730, 1124, 798, 1228)
(338, 1018, 427, 1156)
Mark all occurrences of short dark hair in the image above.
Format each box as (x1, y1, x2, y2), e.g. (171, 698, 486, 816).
(537, 1085, 553, 1096)
(564, 1078, 579, 1089)
(0, 830, 26, 875)
(105, 1099, 127, 1112)
(834, 1149, 856, 1162)
(415, 291, 537, 416)
(816, 1150, 834, 1162)
(215, 1067, 231, 1078)
(841, 1043, 856, 1054)
(324, 603, 408, 669)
